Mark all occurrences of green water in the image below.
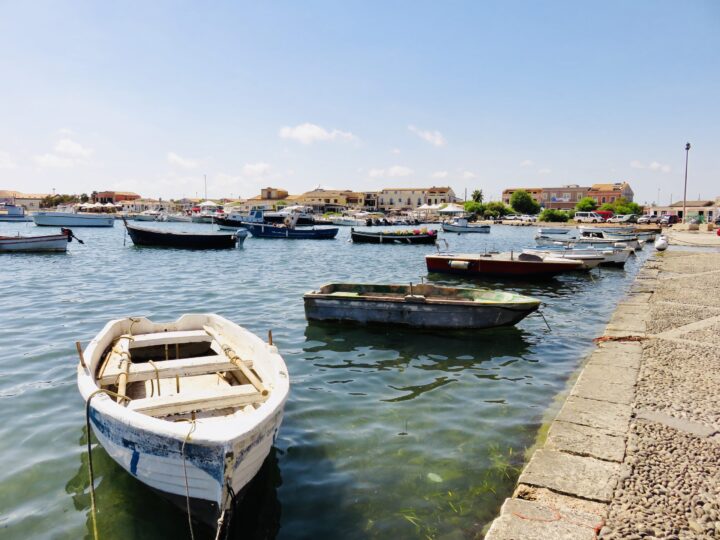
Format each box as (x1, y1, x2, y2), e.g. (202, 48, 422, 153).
(0, 221, 647, 539)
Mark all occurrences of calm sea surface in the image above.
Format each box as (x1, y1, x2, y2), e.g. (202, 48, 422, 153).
(0, 220, 647, 539)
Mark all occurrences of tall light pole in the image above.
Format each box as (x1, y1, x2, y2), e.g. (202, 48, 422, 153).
(682, 142, 691, 223)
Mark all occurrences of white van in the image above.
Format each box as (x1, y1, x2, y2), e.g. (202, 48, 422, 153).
(574, 211, 605, 223)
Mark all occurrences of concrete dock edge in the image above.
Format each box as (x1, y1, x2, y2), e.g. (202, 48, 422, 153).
(483, 260, 657, 540)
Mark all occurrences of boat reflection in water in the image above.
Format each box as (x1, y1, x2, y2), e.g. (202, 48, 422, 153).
(67, 427, 282, 540)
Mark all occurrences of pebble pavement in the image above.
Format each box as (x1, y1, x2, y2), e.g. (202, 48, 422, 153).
(484, 250, 720, 540)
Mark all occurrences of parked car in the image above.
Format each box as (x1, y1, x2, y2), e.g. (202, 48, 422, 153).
(519, 215, 537, 222)
(637, 215, 660, 224)
(608, 214, 638, 223)
(504, 214, 521, 221)
(574, 211, 605, 223)
(660, 215, 679, 226)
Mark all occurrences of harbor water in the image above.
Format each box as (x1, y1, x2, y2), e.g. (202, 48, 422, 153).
(0, 221, 648, 539)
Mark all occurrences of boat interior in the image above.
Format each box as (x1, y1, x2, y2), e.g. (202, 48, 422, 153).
(314, 283, 524, 303)
(96, 328, 270, 422)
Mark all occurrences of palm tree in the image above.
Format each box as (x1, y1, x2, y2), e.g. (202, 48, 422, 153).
(471, 189, 484, 203)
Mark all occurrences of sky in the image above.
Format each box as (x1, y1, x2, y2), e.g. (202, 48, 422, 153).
(0, 1, 718, 205)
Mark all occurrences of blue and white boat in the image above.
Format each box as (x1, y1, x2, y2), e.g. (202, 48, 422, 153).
(537, 227, 569, 235)
(0, 203, 32, 222)
(442, 217, 490, 233)
(77, 314, 289, 529)
(524, 244, 632, 267)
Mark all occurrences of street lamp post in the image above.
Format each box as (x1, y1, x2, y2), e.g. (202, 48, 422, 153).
(682, 142, 691, 223)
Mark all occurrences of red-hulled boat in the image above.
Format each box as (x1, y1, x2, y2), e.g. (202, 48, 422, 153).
(425, 251, 585, 278)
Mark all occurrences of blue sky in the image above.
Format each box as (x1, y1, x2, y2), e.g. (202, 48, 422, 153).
(0, 1, 718, 204)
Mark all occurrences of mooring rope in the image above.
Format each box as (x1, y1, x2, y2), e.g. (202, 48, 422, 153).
(84, 389, 131, 540)
(176, 419, 197, 540)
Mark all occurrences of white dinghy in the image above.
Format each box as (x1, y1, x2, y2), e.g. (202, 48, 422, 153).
(77, 314, 289, 530)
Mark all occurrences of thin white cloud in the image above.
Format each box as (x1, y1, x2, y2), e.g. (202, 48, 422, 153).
(0, 151, 17, 169)
(55, 138, 93, 158)
(167, 152, 198, 169)
(369, 165, 414, 178)
(538, 168, 551, 175)
(630, 160, 670, 173)
(279, 123, 356, 144)
(408, 125, 446, 147)
(461, 171, 476, 180)
(391, 148, 401, 155)
(242, 162, 271, 177)
(34, 153, 75, 168)
(520, 159, 534, 167)
(432, 171, 448, 179)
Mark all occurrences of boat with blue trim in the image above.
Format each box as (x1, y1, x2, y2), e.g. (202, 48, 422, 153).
(77, 314, 289, 529)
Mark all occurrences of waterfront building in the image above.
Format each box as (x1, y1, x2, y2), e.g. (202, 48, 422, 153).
(501, 188, 543, 206)
(0, 190, 49, 211)
(378, 187, 456, 211)
(93, 191, 141, 204)
(539, 185, 590, 210)
(293, 189, 365, 213)
(238, 187, 292, 211)
(648, 198, 719, 221)
(587, 182, 634, 204)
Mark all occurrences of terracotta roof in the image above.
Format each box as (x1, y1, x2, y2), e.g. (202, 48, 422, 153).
(589, 182, 629, 192)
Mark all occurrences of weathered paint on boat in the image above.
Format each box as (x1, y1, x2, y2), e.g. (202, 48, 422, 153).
(304, 283, 540, 328)
(77, 314, 289, 526)
(0, 230, 71, 252)
(246, 223, 339, 239)
(125, 221, 244, 249)
(350, 228, 438, 244)
(426, 252, 585, 278)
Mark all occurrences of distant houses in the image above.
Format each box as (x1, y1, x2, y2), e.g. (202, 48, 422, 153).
(502, 182, 634, 210)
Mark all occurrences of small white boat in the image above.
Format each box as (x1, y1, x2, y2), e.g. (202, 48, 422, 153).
(77, 314, 289, 528)
(442, 217, 490, 233)
(654, 235, 668, 251)
(134, 210, 161, 221)
(524, 245, 632, 267)
(0, 203, 33, 222)
(537, 227, 569, 235)
(158, 212, 192, 222)
(34, 211, 115, 227)
(0, 228, 79, 252)
(331, 215, 366, 226)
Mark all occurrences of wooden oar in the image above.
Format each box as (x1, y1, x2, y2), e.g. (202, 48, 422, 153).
(203, 325, 269, 397)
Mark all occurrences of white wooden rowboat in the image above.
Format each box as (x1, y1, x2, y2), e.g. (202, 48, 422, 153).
(0, 229, 75, 252)
(77, 314, 289, 528)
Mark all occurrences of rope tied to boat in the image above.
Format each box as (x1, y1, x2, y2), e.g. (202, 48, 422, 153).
(176, 418, 197, 540)
(84, 389, 131, 540)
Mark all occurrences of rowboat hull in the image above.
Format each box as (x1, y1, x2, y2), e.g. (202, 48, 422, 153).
(33, 212, 115, 227)
(77, 314, 290, 528)
(426, 253, 585, 277)
(0, 232, 70, 252)
(304, 284, 540, 329)
(126, 223, 242, 249)
(525, 246, 632, 267)
(442, 223, 490, 233)
(351, 228, 437, 244)
(245, 223, 339, 239)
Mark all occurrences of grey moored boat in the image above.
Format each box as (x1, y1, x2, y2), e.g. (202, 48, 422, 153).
(303, 283, 541, 329)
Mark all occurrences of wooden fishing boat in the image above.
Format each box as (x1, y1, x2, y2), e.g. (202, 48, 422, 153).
(0, 227, 81, 252)
(34, 210, 115, 227)
(124, 220, 245, 249)
(304, 283, 541, 329)
(442, 217, 490, 234)
(350, 228, 438, 244)
(0, 203, 33, 222)
(537, 227, 569, 235)
(524, 245, 632, 267)
(426, 251, 586, 278)
(534, 234, 641, 250)
(245, 222, 339, 239)
(77, 314, 289, 529)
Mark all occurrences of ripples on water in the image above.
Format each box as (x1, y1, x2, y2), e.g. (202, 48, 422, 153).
(0, 221, 648, 539)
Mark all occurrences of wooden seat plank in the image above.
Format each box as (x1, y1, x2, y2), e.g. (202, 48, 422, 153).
(128, 330, 209, 349)
(127, 384, 265, 417)
(98, 354, 253, 385)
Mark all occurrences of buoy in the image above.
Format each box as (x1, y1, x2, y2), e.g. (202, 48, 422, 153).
(654, 235, 668, 251)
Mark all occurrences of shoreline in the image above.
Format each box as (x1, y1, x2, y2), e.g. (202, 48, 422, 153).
(483, 249, 720, 539)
